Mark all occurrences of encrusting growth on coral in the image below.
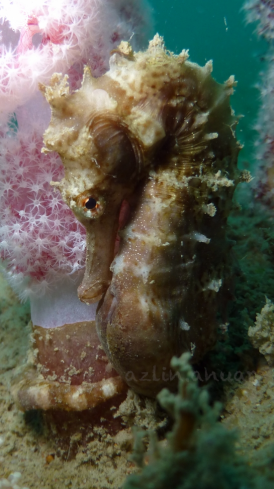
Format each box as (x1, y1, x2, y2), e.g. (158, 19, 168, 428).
(42, 34, 240, 399)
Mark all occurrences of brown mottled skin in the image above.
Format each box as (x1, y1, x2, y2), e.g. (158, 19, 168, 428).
(42, 35, 240, 397)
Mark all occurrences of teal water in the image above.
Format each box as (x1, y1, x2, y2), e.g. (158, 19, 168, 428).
(1, 2, 274, 488)
(149, 0, 267, 167)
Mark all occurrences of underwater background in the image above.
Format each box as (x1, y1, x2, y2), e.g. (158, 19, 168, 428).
(151, 0, 267, 167)
(1, 1, 274, 488)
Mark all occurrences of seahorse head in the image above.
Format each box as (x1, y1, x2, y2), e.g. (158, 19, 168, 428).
(42, 34, 237, 306)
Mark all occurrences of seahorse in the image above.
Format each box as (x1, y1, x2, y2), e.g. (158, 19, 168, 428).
(42, 35, 240, 398)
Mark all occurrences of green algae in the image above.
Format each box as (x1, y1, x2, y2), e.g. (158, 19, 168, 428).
(124, 353, 274, 489)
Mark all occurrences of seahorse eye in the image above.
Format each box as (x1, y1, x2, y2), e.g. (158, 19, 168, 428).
(84, 197, 97, 210)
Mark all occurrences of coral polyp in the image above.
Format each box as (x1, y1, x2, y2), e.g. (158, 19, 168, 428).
(0, 127, 86, 300)
(42, 35, 240, 398)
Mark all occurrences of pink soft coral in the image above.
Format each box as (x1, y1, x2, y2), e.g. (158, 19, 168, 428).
(0, 123, 86, 299)
(0, 0, 151, 115)
(0, 0, 151, 326)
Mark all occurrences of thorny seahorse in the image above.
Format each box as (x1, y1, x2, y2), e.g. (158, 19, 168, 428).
(42, 35, 240, 397)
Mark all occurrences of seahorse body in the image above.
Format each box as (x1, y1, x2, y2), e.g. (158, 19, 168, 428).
(42, 35, 240, 397)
